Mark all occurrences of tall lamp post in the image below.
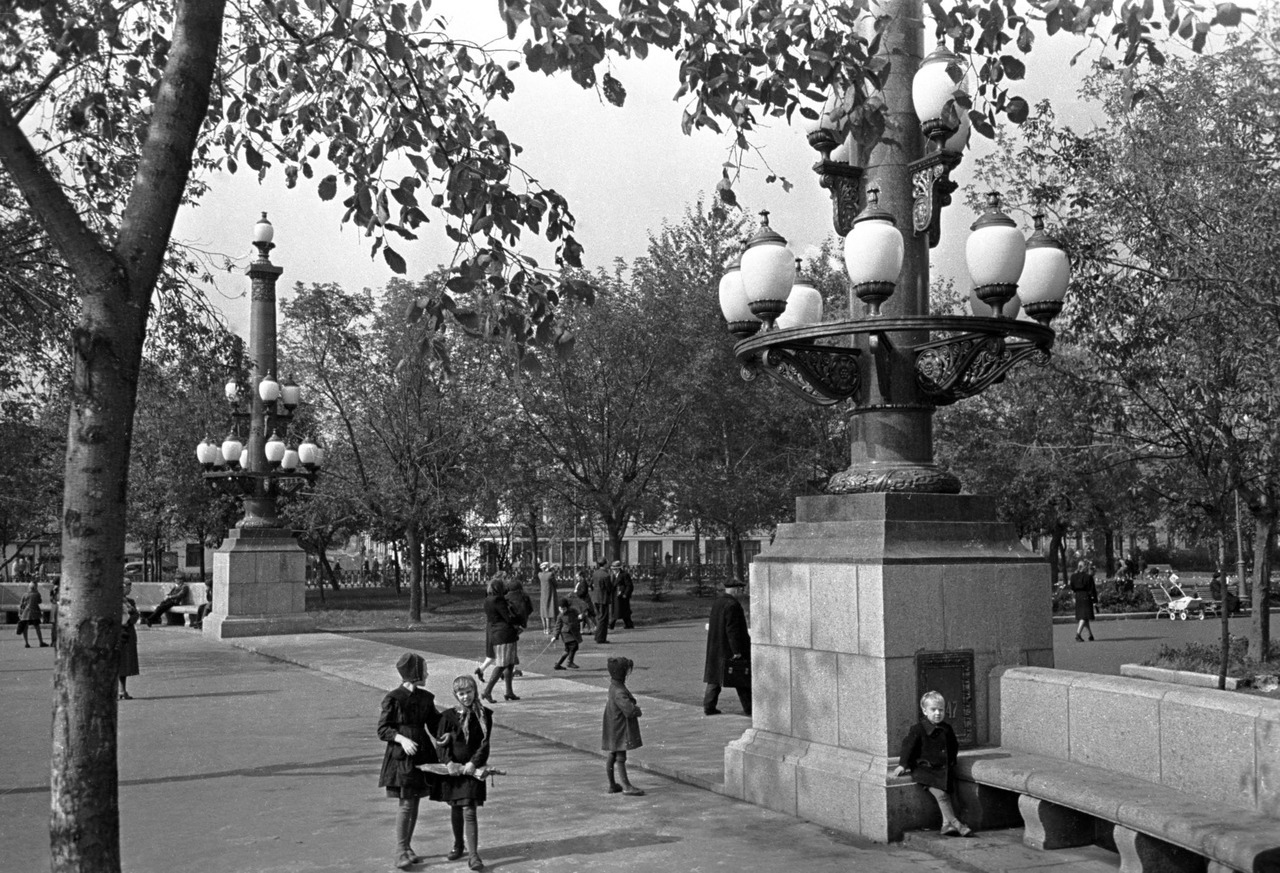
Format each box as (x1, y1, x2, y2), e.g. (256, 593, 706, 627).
(193, 215, 321, 639)
(716, 1, 1071, 842)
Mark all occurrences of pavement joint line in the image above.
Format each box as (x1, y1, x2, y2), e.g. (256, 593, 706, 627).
(223, 631, 745, 797)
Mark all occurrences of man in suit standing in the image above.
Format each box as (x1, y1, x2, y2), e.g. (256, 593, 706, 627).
(590, 559, 613, 644)
(703, 578, 751, 717)
(610, 560, 635, 629)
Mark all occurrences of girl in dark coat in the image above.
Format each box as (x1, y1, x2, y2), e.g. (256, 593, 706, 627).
(1070, 560, 1098, 641)
(377, 652, 441, 870)
(481, 582, 521, 703)
(474, 576, 506, 685)
(433, 675, 493, 871)
(601, 656, 645, 796)
(894, 691, 971, 837)
(117, 582, 140, 699)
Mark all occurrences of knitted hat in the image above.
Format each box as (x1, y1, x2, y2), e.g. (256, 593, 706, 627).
(396, 652, 426, 682)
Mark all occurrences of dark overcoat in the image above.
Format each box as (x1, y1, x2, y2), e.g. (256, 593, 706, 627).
(1070, 570, 1097, 621)
(601, 680, 643, 752)
(484, 595, 519, 646)
(703, 592, 750, 685)
(435, 705, 493, 806)
(377, 686, 442, 799)
(117, 596, 140, 678)
(898, 718, 959, 792)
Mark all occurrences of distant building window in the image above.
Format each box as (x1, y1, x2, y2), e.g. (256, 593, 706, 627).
(638, 540, 663, 566)
(706, 539, 728, 565)
(742, 540, 763, 563)
(185, 543, 203, 567)
(672, 540, 697, 565)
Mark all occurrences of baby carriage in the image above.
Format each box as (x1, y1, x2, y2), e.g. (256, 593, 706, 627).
(1155, 583, 1207, 620)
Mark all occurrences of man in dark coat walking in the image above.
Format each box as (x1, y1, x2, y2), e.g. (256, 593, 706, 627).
(610, 560, 635, 629)
(703, 578, 751, 716)
(590, 559, 613, 644)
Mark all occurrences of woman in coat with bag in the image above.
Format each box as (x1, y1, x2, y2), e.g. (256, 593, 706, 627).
(1070, 560, 1098, 642)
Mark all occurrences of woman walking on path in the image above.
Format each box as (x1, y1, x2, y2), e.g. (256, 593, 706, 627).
(118, 581, 140, 699)
(480, 580, 521, 703)
(536, 562, 558, 635)
(433, 675, 494, 871)
(377, 652, 441, 870)
(17, 581, 47, 648)
(1070, 560, 1098, 642)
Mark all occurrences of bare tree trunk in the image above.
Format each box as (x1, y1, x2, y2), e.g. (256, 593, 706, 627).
(1250, 510, 1274, 661)
(408, 527, 423, 622)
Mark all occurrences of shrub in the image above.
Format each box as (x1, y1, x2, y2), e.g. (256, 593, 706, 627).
(1142, 637, 1280, 676)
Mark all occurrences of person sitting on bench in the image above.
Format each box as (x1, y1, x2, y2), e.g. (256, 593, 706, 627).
(144, 579, 190, 626)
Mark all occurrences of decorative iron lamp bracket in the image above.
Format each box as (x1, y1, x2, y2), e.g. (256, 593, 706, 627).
(202, 468, 318, 497)
(807, 128, 865, 237)
(909, 149, 962, 248)
(734, 316, 1053, 410)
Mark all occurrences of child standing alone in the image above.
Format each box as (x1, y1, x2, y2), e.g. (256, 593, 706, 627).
(551, 598, 582, 670)
(894, 690, 972, 837)
(602, 656, 645, 796)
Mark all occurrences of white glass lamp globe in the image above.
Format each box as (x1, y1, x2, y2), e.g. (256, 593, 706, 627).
(258, 373, 281, 403)
(718, 253, 760, 338)
(844, 190, 904, 316)
(265, 431, 286, 465)
(777, 267, 824, 329)
(1018, 214, 1071, 325)
(221, 434, 243, 467)
(281, 448, 300, 471)
(224, 378, 241, 403)
(739, 212, 795, 324)
(912, 45, 966, 141)
(966, 192, 1025, 315)
(280, 376, 302, 409)
(195, 438, 219, 466)
(252, 212, 274, 244)
(298, 439, 319, 468)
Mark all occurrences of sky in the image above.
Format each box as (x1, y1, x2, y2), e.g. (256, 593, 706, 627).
(170, 2, 1105, 338)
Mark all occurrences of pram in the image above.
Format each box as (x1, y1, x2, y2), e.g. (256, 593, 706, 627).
(1154, 583, 1211, 620)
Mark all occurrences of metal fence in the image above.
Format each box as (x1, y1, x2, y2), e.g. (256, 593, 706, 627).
(306, 563, 740, 593)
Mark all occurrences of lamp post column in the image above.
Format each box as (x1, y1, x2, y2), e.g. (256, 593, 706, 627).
(831, 0, 960, 494)
(242, 237, 283, 528)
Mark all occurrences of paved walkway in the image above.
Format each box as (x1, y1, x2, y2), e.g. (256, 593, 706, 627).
(2, 622, 1131, 871)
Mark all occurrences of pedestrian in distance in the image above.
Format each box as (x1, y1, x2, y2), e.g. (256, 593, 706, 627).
(1070, 559, 1098, 642)
(432, 675, 494, 871)
(118, 581, 140, 700)
(48, 578, 59, 645)
(474, 575, 506, 684)
(536, 561, 558, 635)
(144, 577, 190, 627)
(703, 578, 752, 717)
(551, 598, 582, 670)
(573, 567, 596, 634)
(590, 559, 613, 644)
(504, 577, 533, 677)
(610, 560, 635, 630)
(602, 656, 645, 796)
(480, 579, 521, 703)
(377, 653, 442, 871)
(893, 691, 973, 837)
(16, 580, 47, 648)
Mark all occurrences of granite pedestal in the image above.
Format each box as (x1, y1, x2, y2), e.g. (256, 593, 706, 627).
(202, 527, 313, 639)
(722, 493, 1053, 841)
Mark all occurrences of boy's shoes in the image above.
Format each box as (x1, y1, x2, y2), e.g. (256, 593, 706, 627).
(39, 642, 49, 647)
(447, 846, 465, 861)
(608, 783, 622, 794)
(566, 662, 579, 669)
(467, 854, 484, 870)
(622, 786, 646, 796)
(554, 664, 566, 670)
(407, 849, 426, 863)
(704, 708, 722, 716)
(940, 823, 960, 837)
(394, 850, 415, 869)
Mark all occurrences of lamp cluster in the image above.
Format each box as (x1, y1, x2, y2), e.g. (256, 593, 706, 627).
(195, 215, 324, 512)
(719, 43, 1070, 340)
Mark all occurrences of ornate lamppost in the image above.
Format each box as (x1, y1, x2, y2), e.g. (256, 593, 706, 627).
(192, 215, 320, 639)
(715, 2, 1072, 843)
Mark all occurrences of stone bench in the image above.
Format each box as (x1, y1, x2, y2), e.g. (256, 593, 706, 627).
(958, 750, 1280, 872)
(141, 583, 208, 626)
